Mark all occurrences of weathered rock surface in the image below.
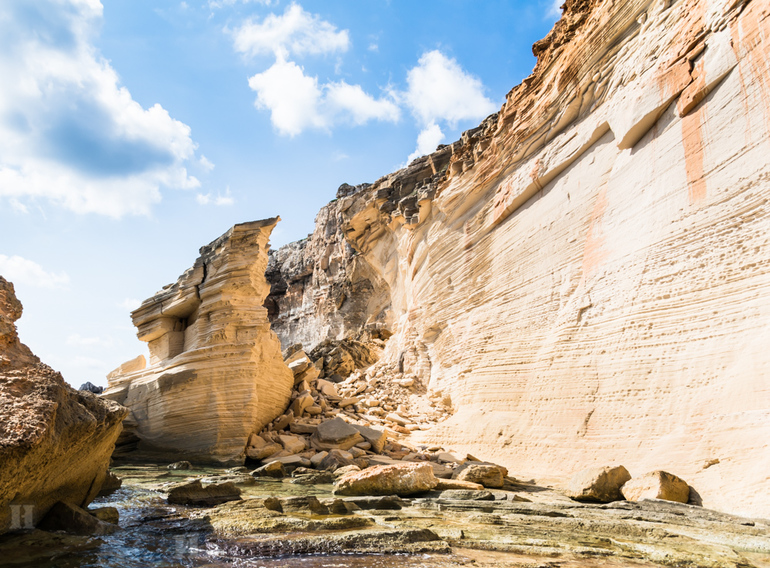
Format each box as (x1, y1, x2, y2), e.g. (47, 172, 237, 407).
(334, 462, 439, 496)
(0, 276, 127, 534)
(263, 0, 770, 518)
(453, 463, 508, 489)
(622, 470, 691, 503)
(567, 465, 631, 503)
(37, 502, 118, 536)
(103, 219, 294, 465)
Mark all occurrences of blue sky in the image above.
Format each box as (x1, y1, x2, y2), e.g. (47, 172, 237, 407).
(0, 0, 560, 387)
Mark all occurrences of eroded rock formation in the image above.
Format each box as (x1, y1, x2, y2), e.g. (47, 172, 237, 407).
(103, 219, 293, 465)
(0, 276, 127, 534)
(266, 0, 770, 518)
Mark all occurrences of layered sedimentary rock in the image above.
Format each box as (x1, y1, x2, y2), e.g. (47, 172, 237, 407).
(104, 219, 293, 465)
(0, 277, 127, 534)
(267, 0, 770, 518)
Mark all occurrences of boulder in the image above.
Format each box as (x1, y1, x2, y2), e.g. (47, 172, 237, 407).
(278, 434, 306, 454)
(252, 461, 286, 478)
(0, 277, 128, 534)
(311, 418, 365, 451)
(247, 442, 283, 461)
(37, 502, 118, 536)
(453, 463, 508, 488)
(567, 465, 631, 503)
(89, 506, 119, 524)
(167, 479, 241, 506)
(621, 471, 691, 503)
(351, 424, 387, 454)
(78, 382, 103, 394)
(334, 462, 439, 496)
(97, 470, 123, 497)
(320, 449, 356, 471)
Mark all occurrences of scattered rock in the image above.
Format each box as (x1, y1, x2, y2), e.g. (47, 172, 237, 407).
(167, 479, 241, 506)
(168, 461, 192, 470)
(321, 450, 357, 472)
(252, 461, 286, 479)
(454, 463, 508, 488)
(567, 465, 631, 503)
(246, 442, 283, 461)
(311, 418, 365, 451)
(37, 502, 117, 536)
(621, 471, 691, 504)
(334, 462, 439, 496)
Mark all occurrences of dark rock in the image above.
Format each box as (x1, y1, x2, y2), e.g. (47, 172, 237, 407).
(311, 418, 364, 451)
(37, 502, 117, 536)
(319, 449, 356, 471)
(89, 507, 119, 524)
(97, 470, 123, 497)
(166, 479, 241, 506)
(78, 382, 103, 394)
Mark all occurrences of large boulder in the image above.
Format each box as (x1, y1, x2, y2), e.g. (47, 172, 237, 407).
(0, 277, 128, 534)
(453, 463, 508, 488)
(334, 462, 439, 496)
(567, 465, 631, 503)
(621, 471, 691, 504)
(166, 479, 241, 506)
(311, 418, 365, 451)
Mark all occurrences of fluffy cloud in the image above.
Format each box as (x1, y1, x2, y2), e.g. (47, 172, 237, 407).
(0, 0, 201, 217)
(196, 188, 234, 206)
(406, 122, 445, 165)
(404, 50, 497, 128)
(0, 255, 70, 289)
(232, 3, 349, 60)
(209, 0, 275, 10)
(248, 59, 399, 136)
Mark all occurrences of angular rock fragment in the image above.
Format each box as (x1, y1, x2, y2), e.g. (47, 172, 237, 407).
(311, 418, 365, 450)
(334, 462, 439, 496)
(621, 471, 691, 504)
(37, 502, 118, 536)
(167, 479, 241, 506)
(567, 465, 631, 503)
(453, 463, 508, 488)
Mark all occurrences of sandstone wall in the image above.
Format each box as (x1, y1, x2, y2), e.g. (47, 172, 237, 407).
(269, 0, 770, 518)
(0, 277, 127, 534)
(104, 219, 294, 465)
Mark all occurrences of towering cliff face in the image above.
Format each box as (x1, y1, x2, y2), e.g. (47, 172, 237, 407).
(268, 0, 770, 518)
(104, 219, 294, 465)
(0, 277, 127, 534)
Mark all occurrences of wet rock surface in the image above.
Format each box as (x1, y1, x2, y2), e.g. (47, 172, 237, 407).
(1, 463, 768, 567)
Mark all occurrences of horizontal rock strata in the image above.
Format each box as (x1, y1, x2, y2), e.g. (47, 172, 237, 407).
(0, 276, 127, 534)
(265, 0, 770, 518)
(103, 219, 294, 465)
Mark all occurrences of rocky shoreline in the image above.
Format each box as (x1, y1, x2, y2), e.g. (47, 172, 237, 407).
(3, 462, 768, 568)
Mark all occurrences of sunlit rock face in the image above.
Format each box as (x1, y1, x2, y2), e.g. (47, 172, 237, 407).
(104, 219, 294, 465)
(0, 277, 127, 534)
(268, 0, 770, 517)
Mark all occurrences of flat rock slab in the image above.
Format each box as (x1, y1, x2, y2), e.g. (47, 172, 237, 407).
(311, 418, 365, 451)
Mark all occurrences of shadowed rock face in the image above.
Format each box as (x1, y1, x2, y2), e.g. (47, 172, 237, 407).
(263, 0, 770, 518)
(0, 276, 127, 534)
(103, 218, 294, 466)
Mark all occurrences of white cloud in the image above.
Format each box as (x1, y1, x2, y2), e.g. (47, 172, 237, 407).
(118, 298, 142, 311)
(547, 0, 563, 19)
(9, 198, 28, 214)
(232, 3, 349, 60)
(0, 0, 202, 217)
(209, 0, 274, 9)
(66, 333, 114, 348)
(406, 122, 444, 165)
(0, 255, 69, 289)
(404, 50, 497, 128)
(368, 43, 378, 52)
(196, 188, 234, 206)
(199, 155, 215, 172)
(248, 59, 399, 136)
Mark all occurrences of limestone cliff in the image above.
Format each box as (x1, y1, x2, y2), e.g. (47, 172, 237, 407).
(104, 218, 294, 465)
(267, 0, 770, 518)
(0, 276, 127, 534)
